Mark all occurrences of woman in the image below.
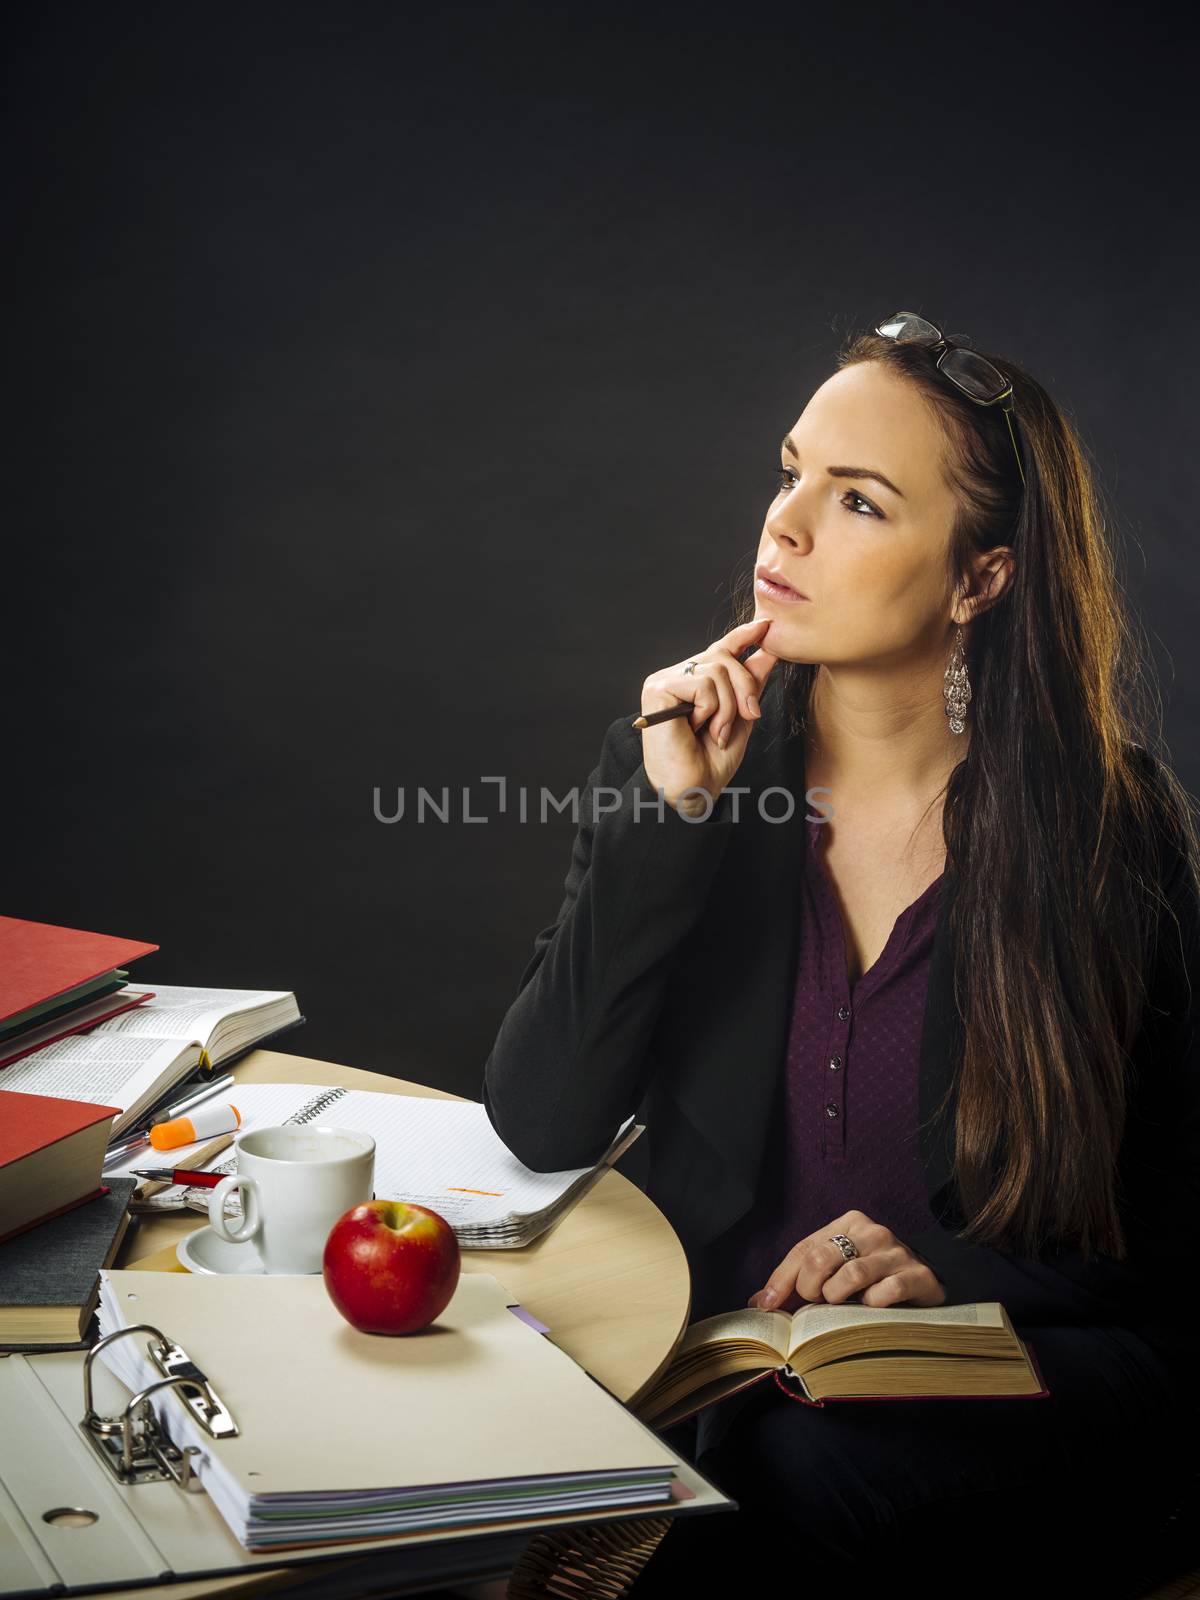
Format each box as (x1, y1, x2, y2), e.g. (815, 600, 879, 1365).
(481, 314, 1200, 1597)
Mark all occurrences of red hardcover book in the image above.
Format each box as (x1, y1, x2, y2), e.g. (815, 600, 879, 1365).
(0, 1089, 124, 1243)
(0, 916, 158, 1025)
(771, 1336, 1052, 1405)
(0, 988, 156, 1068)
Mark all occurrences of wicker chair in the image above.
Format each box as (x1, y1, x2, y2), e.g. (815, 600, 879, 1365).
(495, 1459, 1200, 1599)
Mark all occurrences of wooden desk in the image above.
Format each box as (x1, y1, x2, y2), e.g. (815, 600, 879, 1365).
(101, 1047, 693, 1600)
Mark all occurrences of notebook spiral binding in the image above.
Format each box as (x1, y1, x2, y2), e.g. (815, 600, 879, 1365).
(288, 1085, 348, 1123)
(181, 1085, 352, 1213)
(80, 1323, 240, 1490)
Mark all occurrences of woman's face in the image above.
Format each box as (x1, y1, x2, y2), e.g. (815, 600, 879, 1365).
(754, 360, 964, 667)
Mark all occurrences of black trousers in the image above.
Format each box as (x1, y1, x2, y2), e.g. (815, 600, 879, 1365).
(631, 1324, 1197, 1599)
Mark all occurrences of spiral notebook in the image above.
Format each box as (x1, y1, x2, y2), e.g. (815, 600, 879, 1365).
(118, 1083, 643, 1247)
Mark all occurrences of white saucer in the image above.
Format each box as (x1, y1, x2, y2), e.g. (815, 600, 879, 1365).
(176, 1225, 310, 1276)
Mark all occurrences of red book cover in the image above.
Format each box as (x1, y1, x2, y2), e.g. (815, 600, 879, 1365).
(0, 1089, 123, 1168)
(0, 989, 155, 1068)
(0, 1090, 124, 1245)
(0, 916, 158, 1025)
(771, 1337, 1051, 1405)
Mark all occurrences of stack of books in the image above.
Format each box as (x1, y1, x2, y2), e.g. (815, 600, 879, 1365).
(0, 914, 158, 1067)
(0, 914, 306, 1351)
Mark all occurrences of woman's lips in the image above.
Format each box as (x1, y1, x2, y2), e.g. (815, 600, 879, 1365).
(754, 571, 809, 603)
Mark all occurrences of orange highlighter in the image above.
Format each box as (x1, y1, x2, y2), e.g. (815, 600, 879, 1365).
(149, 1101, 242, 1150)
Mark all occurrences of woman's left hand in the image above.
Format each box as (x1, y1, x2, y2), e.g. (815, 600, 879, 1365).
(746, 1210, 947, 1312)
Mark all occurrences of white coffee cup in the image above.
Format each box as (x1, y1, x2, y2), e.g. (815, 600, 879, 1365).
(207, 1125, 376, 1274)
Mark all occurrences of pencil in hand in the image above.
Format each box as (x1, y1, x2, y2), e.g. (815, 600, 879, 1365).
(631, 702, 696, 730)
(631, 639, 767, 729)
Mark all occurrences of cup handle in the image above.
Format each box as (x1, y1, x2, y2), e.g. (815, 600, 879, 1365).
(208, 1174, 259, 1244)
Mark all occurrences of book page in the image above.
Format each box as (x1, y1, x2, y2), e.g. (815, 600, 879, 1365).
(677, 1306, 792, 1359)
(92, 985, 290, 1046)
(0, 1033, 192, 1112)
(787, 1300, 1005, 1355)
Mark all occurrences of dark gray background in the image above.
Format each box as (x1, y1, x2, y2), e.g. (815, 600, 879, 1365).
(6, 3, 1197, 1094)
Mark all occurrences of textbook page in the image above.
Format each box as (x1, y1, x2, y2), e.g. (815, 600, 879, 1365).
(0, 1033, 195, 1132)
(787, 1300, 1007, 1355)
(92, 984, 297, 1054)
(674, 1306, 793, 1360)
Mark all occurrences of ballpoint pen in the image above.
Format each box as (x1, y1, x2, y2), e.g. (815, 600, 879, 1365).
(129, 1131, 237, 1200)
(131, 1165, 226, 1189)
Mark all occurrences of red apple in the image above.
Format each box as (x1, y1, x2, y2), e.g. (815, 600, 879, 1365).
(322, 1200, 461, 1335)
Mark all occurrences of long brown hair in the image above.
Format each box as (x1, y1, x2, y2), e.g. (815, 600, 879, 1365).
(729, 322, 1199, 1261)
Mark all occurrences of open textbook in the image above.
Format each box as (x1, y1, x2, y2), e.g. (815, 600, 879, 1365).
(111, 1082, 643, 1247)
(0, 987, 301, 1137)
(636, 1299, 1049, 1426)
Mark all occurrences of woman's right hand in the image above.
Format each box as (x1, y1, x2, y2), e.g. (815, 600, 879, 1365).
(639, 618, 780, 816)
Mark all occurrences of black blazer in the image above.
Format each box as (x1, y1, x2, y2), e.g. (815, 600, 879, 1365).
(482, 674, 1199, 1377)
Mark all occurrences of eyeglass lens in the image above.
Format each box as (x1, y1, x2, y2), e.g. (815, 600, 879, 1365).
(937, 347, 1009, 402)
(876, 312, 1009, 402)
(877, 312, 942, 343)
(875, 311, 1023, 483)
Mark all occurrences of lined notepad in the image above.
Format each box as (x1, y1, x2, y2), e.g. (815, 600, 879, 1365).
(114, 1084, 642, 1247)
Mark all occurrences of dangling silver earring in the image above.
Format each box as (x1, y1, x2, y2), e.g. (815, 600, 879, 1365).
(943, 624, 971, 734)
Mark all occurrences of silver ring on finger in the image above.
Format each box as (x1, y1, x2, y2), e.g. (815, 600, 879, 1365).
(829, 1233, 859, 1261)
(683, 660, 699, 676)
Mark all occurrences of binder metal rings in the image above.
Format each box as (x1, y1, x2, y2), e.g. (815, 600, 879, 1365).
(81, 1323, 239, 1489)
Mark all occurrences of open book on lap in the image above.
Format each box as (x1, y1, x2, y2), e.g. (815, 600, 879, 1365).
(638, 1300, 1049, 1426)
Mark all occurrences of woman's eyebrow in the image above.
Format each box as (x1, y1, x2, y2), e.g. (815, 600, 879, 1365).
(780, 435, 905, 500)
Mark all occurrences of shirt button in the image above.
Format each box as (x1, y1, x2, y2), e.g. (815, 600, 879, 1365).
(828, 1055, 841, 1071)
(825, 1101, 840, 1118)
(837, 1004, 851, 1021)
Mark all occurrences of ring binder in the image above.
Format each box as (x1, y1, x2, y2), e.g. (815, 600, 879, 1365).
(80, 1324, 239, 1489)
(0, 1273, 734, 1598)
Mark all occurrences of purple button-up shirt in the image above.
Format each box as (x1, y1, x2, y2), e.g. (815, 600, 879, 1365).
(697, 811, 946, 1317)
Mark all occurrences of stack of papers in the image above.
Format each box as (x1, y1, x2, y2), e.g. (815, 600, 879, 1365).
(96, 1269, 681, 1551)
(110, 1083, 643, 1247)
